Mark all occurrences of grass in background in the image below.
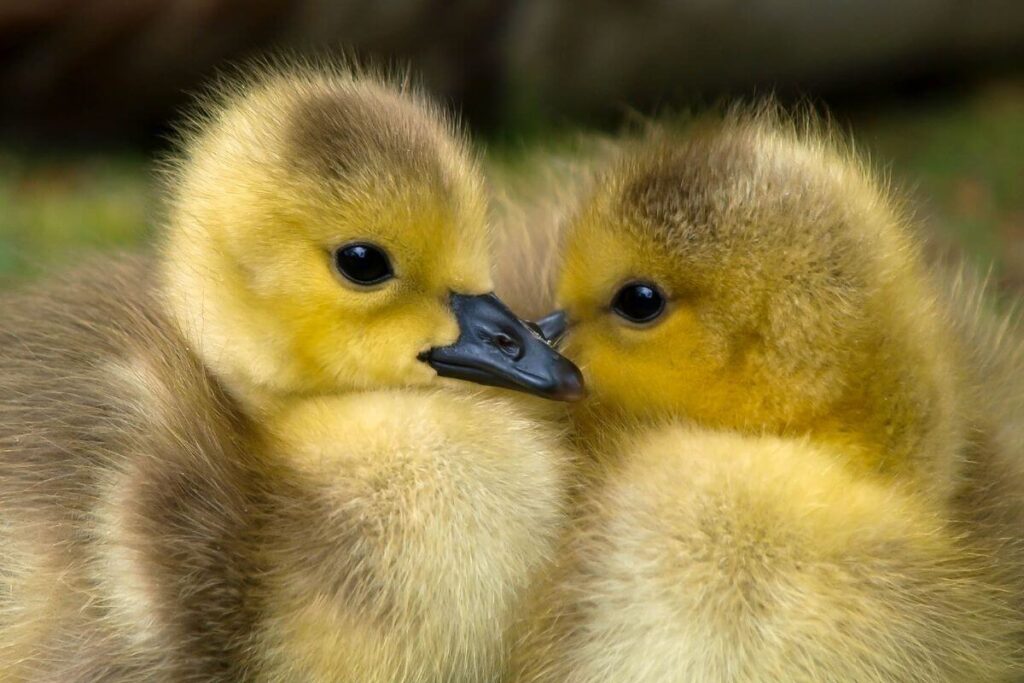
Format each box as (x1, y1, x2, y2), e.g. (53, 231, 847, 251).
(855, 80, 1024, 295)
(0, 150, 152, 283)
(1, 81, 1021, 295)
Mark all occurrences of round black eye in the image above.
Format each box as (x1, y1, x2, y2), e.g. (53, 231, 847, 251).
(612, 282, 665, 323)
(334, 243, 393, 286)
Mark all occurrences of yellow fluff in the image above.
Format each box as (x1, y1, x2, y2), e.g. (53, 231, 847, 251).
(508, 110, 1024, 682)
(0, 61, 578, 681)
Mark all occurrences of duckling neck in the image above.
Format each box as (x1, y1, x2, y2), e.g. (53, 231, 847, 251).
(811, 328, 965, 497)
(574, 336, 965, 500)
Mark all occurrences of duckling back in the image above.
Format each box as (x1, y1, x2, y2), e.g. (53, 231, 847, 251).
(941, 267, 1024, 620)
(0, 257, 261, 680)
(488, 136, 617, 319)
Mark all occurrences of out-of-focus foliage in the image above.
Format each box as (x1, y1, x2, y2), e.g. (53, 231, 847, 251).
(859, 82, 1024, 292)
(0, 151, 150, 282)
(1, 0, 1022, 139)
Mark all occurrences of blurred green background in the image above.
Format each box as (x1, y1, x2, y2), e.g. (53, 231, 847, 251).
(1, 1, 1021, 296)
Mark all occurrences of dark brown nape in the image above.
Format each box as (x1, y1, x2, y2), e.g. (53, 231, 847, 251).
(620, 121, 813, 247)
(286, 83, 454, 190)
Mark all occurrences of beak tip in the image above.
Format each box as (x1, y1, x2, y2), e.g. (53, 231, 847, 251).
(548, 362, 586, 402)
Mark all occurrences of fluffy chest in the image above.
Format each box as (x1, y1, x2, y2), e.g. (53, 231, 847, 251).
(256, 390, 568, 682)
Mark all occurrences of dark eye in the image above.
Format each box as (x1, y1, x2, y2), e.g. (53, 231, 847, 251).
(612, 282, 665, 323)
(333, 242, 393, 286)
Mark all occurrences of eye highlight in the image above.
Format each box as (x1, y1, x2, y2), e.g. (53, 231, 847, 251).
(333, 242, 394, 286)
(612, 282, 665, 324)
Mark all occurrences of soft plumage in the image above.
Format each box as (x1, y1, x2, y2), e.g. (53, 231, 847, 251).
(509, 111, 1024, 682)
(488, 136, 615, 320)
(0, 62, 580, 681)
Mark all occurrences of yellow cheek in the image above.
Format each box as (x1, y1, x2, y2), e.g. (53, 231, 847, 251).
(571, 315, 706, 421)
(284, 295, 458, 391)
(580, 338, 659, 418)
(571, 311, 770, 431)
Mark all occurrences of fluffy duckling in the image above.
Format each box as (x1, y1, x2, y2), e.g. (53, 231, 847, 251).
(511, 112, 1024, 681)
(0, 64, 582, 681)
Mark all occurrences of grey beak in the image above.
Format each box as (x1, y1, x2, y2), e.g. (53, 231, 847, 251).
(419, 293, 585, 401)
(532, 309, 569, 346)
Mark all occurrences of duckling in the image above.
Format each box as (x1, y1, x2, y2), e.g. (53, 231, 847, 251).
(510, 111, 1024, 681)
(0, 63, 583, 681)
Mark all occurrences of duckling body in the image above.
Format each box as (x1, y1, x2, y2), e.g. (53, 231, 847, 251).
(511, 113, 1024, 681)
(0, 64, 580, 681)
(517, 428, 1021, 682)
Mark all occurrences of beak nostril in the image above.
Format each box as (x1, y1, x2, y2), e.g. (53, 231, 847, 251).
(493, 332, 522, 359)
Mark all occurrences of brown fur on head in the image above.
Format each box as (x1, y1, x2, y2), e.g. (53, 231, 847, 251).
(557, 108, 961, 492)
